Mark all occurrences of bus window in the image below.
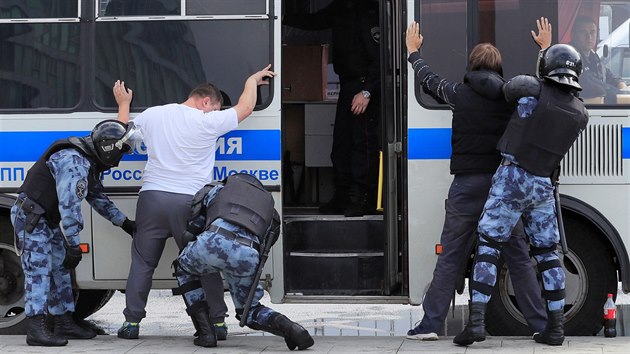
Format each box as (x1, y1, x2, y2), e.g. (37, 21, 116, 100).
(560, 2, 630, 106)
(94, 20, 272, 110)
(0, 1, 81, 110)
(99, 0, 180, 17)
(413, 0, 467, 108)
(186, 0, 267, 16)
(0, 0, 78, 19)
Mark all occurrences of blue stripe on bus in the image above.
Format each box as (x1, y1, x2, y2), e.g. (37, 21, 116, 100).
(410, 127, 630, 160)
(623, 127, 630, 159)
(0, 130, 281, 162)
(408, 128, 452, 159)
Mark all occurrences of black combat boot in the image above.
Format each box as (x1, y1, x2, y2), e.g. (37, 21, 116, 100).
(453, 302, 486, 346)
(191, 309, 217, 347)
(53, 313, 96, 339)
(272, 314, 314, 351)
(26, 315, 68, 346)
(533, 310, 564, 346)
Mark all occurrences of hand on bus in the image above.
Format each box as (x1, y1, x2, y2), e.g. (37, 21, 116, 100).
(113, 80, 133, 106)
(405, 21, 423, 54)
(251, 64, 276, 86)
(531, 17, 552, 50)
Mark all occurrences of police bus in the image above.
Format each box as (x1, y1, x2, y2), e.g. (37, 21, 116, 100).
(1, 0, 629, 337)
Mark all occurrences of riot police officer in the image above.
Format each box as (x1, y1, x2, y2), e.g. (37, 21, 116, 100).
(11, 120, 137, 346)
(172, 173, 314, 350)
(454, 44, 589, 347)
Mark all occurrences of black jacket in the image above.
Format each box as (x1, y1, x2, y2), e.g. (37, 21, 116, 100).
(450, 71, 515, 174)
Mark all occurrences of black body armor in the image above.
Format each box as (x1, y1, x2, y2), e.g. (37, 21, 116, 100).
(497, 81, 589, 177)
(205, 175, 275, 237)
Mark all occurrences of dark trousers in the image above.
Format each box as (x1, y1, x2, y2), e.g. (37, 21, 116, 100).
(330, 78, 380, 196)
(123, 190, 228, 323)
(418, 174, 547, 334)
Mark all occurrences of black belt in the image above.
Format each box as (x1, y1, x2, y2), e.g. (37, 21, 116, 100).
(16, 193, 45, 215)
(208, 225, 259, 253)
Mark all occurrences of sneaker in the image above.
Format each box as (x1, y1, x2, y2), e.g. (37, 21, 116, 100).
(214, 322, 228, 341)
(117, 322, 139, 339)
(406, 324, 438, 341)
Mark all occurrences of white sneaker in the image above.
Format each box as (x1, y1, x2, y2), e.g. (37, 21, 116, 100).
(406, 331, 439, 341)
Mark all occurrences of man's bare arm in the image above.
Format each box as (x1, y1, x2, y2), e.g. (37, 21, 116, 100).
(113, 80, 133, 123)
(233, 65, 276, 123)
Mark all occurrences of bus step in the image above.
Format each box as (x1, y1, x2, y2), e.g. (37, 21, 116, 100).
(283, 216, 385, 296)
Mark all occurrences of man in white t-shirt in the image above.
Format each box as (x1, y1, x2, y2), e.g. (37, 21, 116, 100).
(112, 65, 276, 341)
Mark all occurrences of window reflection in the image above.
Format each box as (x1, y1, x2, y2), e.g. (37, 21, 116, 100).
(94, 20, 271, 109)
(0, 23, 81, 109)
(0, 0, 78, 19)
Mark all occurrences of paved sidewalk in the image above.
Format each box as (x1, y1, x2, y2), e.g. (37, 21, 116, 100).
(0, 335, 628, 353)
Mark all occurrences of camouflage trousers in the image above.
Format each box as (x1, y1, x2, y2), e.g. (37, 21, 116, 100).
(472, 165, 565, 311)
(10, 205, 75, 316)
(176, 229, 280, 326)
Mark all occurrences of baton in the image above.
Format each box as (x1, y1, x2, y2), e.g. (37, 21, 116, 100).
(552, 170, 569, 255)
(239, 244, 271, 327)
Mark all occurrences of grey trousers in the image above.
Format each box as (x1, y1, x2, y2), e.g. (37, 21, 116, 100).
(123, 190, 228, 323)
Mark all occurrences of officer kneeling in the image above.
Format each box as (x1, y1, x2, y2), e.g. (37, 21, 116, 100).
(11, 120, 137, 346)
(173, 173, 314, 350)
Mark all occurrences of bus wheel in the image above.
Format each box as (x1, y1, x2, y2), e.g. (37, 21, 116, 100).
(0, 242, 27, 335)
(486, 216, 617, 336)
(73, 289, 116, 321)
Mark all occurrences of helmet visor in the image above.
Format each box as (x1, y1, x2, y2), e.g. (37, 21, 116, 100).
(114, 121, 139, 154)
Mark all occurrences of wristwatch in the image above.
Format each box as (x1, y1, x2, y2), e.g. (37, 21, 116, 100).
(361, 90, 371, 99)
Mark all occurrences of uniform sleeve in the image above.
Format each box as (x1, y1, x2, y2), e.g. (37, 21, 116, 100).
(46, 150, 92, 246)
(408, 51, 459, 107)
(203, 184, 224, 207)
(85, 173, 127, 226)
(361, 9, 381, 95)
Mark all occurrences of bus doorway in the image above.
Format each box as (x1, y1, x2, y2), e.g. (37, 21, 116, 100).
(279, 0, 406, 302)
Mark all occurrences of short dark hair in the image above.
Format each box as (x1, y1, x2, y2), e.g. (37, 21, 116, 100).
(188, 83, 223, 106)
(469, 43, 503, 74)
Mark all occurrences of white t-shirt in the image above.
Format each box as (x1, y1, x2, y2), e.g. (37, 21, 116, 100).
(132, 103, 238, 195)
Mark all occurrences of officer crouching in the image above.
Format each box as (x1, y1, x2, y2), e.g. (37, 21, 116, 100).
(10, 120, 137, 346)
(172, 173, 314, 350)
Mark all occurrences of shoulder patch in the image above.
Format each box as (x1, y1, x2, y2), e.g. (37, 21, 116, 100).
(76, 179, 87, 199)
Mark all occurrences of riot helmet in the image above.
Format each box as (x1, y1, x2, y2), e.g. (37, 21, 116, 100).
(537, 44, 582, 90)
(90, 120, 137, 169)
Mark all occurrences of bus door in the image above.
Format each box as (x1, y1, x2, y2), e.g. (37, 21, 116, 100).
(278, 0, 407, 302)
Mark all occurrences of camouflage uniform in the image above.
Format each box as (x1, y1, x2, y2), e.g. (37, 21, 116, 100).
(11, 149, 127, 316)
(471, 98, 565, 312)
(176, 185, 276, 325)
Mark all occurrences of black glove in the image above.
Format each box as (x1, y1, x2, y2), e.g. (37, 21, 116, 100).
(63, 244, 82, 269)
(121, 218, 136, 237)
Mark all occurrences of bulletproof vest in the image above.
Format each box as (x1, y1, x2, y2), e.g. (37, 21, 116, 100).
(497, 81, 589, 177)
(18, 139, 101, 226)
(205, 175, 275, 237)
(451, 71, 513, 175)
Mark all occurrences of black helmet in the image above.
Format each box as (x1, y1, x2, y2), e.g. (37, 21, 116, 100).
(91, 120, 137, 168)
(537, 44, 582, 90)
